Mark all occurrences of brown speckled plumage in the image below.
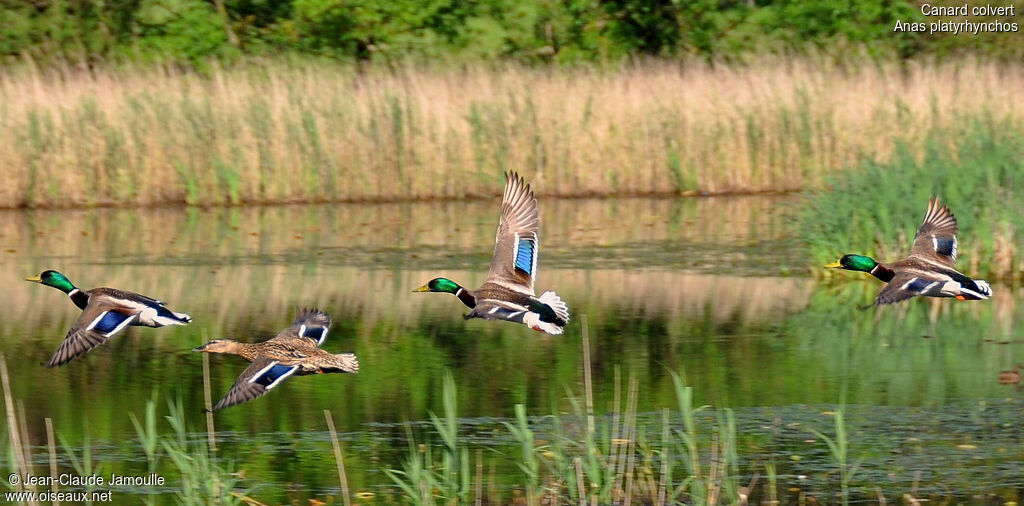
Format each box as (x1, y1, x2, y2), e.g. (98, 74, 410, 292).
(195, 309, 358, 411)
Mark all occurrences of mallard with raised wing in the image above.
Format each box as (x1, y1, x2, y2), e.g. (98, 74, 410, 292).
(194, 309, 359, 411)
(25, 270, 192, 367)
(414, 171, 569, 334)
(825, 198, 992, 306)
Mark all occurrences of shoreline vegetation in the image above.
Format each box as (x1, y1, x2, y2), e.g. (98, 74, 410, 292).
(803, 117, 1023, 282)
(1, 57, 1022, 209)
(2, 57, 1021, 279)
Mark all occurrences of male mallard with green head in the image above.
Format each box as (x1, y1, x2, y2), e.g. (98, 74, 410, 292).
(414, 171, 570, 334)
(25, 270, 192, 367)
(826, 198, 992, 306)
(194, 309, 359, 411)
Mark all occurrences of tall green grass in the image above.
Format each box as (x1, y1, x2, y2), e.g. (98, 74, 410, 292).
(809, 408, 860, 506)
(800, 116, 1023, 281)
(125, 392, 245, 504)
(2, 58, 1024, 207)
(386, 371, 473, 505)
(386, 345, 749, 504)
(0, 383, 244, 504)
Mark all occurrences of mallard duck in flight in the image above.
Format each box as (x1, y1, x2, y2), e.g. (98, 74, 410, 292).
(194, 309, 359, 411)
(826, 198, 992, 306)
(414, 171, 570, 334)
(25, 270, 192, 367)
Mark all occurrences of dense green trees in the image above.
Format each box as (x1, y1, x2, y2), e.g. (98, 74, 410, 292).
(0, 0, 1017, 65)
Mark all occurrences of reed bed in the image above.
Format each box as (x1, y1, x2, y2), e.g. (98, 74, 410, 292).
(385, 342, 749, 505)
(1, 359, 241, 504)
(2, 58, 1023, 207)
(802, 118, 1024, 282)
(384, 324, 847, 505)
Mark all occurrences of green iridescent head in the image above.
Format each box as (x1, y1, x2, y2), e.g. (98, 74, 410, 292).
(413, 277, 461, 294)
(825, 254, 877, 273)
(24, 269, 77, 293)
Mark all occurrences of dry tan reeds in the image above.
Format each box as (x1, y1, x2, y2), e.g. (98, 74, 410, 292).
(1, 58, 1021, 207)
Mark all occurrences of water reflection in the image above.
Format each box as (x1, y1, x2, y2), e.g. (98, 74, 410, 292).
(1, 197, 810, 427)
(0, 196, 1021, 503)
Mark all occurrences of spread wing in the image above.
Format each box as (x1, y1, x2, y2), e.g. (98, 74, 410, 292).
(909, 198, 958, 268)
(212, 358, 300, 411)
(485, 172, 540, 293)
(95, 287, 164, 307)
(872, 274, 935, 306)
(269, 309, 332, 347)
(469, 297, 567, 335)
(47, 302, 137, 367)
(471, 299, 532, 324)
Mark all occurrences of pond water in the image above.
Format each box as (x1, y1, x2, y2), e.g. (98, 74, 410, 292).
(0, 196, 1021, 504)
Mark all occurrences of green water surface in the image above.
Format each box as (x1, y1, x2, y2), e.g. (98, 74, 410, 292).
(0, 196, 1021, 504)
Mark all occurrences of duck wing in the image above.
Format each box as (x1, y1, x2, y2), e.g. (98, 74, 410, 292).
(469, 299, 532, 323)
(872, 271, 952, 306)
(91, 287, 192, 325)
(95, 287, 164, 306)
(468, 294, 567, 335)
(47, 294, 139, 367)
(485, 172, 540, 294)
(212, 358, 300, 411)
(269, 309, 332, 347)
(909, 198, 958, 268)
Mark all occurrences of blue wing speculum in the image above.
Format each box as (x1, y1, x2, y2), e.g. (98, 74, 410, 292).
(298, 324, 328, 346)
(933, 236, 957, 258)
(250, 362, 299, 390)
(903, 278, 938, 294)
(514, 234, 537, 276)
(87, 311, 135, 337)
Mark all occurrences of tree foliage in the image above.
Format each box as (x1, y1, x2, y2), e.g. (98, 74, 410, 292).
(0, 0, 1016, 66)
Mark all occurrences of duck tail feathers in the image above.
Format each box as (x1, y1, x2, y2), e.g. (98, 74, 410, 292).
(151, 310, 191, 326)
(523, 313, 565, 335)
(958, 276, 991, 301)
(964, 279, 992, 299)
(327, 353, 359, 374)
(525, 291, 569, 333)
(538, 291, 570, 324)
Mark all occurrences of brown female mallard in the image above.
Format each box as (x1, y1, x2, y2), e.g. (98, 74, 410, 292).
(194, 309, 358, 411)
